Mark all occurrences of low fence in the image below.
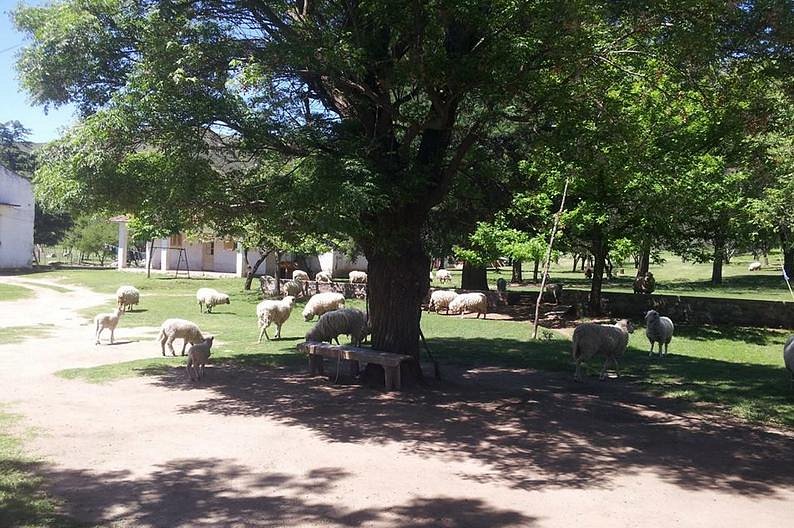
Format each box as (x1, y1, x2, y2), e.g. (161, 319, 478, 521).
(260, 277, 368, 300)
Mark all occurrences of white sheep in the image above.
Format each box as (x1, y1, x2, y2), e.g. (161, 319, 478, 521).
(256, 296, 295, 342)
(783, 335, 793, 388)
(282, 279, 304, 297)
(748, 261, 762, 271)
(544, 283, 563, 304)
(448, 292, 488, 319)
(434, 269, 452, 284)
(158, 318, 205, 356)
(429, 290, 458, 314)
(305, 308, 369, 346)
(302, 292, 346, 322)
(185, 336, 214, 381)
(196, 287, 231, 313)
(293, 269, 310, 282)
(645, 309, 674, 357)
(349, 270, 368, 283)
(116, 285, 140, 312)
(94, 307, 123, 345)
(315, 271, 332, 283)
(572, 319, 634, 381)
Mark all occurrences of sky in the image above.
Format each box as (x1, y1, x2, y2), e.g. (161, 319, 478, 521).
(0, 0, 77, 143)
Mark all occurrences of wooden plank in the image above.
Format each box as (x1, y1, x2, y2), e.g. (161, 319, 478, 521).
(297, 341, 409, 368)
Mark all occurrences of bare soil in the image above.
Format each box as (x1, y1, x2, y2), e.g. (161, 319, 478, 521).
(1, 275, 793, 527)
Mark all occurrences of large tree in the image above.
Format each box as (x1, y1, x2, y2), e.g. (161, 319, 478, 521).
(17, 0, 781, 366)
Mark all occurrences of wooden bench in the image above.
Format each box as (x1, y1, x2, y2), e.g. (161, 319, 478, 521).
(296, 341, 411, 391)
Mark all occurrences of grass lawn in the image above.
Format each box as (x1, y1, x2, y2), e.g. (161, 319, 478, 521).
(0, 283, 34, 303)
(0, 409, 79, 528)
(433, 252, 794, 301)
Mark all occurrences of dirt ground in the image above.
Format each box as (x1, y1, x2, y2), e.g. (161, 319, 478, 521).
(1, 275, 793, 528)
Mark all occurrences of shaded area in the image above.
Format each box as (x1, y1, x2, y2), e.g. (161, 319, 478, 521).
(144, 352, 794, 496)
(35, 459, 532, 527)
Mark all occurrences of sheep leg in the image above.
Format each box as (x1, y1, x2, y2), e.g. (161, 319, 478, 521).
(186, 361, 193, 380)
(95, 325, 102, 345)
(199, 363, 205, 379)
(574, 361, 583, 382)
(648, 342, 655, 357)
(110, 328, 115, 345)
(166, 336, 177, 357)
(600, 357, 610, 380)
(275, 323, 282, 339)
(612, 357, 620, 378)
(181, 340, 189, 356)
(258, 325, 270, 343)
(207, 305, 213, 314)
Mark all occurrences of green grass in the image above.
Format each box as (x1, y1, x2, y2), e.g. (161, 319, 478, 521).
(433, 251, 794, 301)
(0, 325, 55, 345)
(0, 283, 34, 302)
(0, 409, 81, 527)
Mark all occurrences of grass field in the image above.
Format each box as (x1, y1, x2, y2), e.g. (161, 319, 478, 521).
(0, 283, 34, 303)
(20, 268, 791, 429)
(433, 252, 794, 301)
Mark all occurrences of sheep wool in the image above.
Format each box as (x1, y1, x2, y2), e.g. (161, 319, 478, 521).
(349, 270, 368, 284)
(544, 283, 563, 304)
(196, 288, 231, 313)
(116, 285, 140, 312)
(448, 292, 488, 319)
(302, 292, 346, 322)
(429, 290, 458, 314)
(186, 336, 214, 381)
(748, 261, 762, 271)
(293, 270, 310, 282)
(282, 280, 304, 298)
(645, 310, 674, 357)
(572, 319, 634, 381)
(305, 308, 368, 346)
(94, 307, 123, 345)
(435, 269, 452, 283)
(256, 296, 295, 342)
(784, 335, 794, 386)
(158, 318, 205, 356)
(315, 271, 332, 283)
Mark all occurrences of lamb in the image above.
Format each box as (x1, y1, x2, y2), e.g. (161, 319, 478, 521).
(185, 336, 214, 381)
(434, 269, 452, 284)
(783, 335, 794, 387)
(645, 310, 674, 357)
(544, 283, 563, 304)
(315, 271, 332, 283)
(196, 287, 231, 313)
(349, 270, 368, 283)
(292, 269, 310, 282)
(429, 290, 458, 314)
(305, 308, 369, 346)
(572, 319, 635, 381)
(448, 292, 488, 319)
(256, 296, 295, 342)
(94, 307, 123, 345)
(282, 279, 303, 297)
(302, 292, 346, 322)
(748, 261, 762, 271)
(158, 318, 205, 356)
(116, 285, 140, 312)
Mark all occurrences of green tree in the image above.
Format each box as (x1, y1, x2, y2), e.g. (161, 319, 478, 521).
(63, 214, 118, 265)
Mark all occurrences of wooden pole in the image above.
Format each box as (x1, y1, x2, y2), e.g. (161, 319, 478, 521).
(784, 264, 794, 301)
(532, 177, 570, 340)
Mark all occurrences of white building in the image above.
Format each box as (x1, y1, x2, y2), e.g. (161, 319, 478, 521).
(0, 164, 35, 269)
(111, 217, 367, 277)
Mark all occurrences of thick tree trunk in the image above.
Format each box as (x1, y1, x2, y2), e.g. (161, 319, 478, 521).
(572, 254, 579, 272)
(461, 261, 489, 290)
(589, 238, 607, 314)
(511, 260, 523, 283)
(781, 228, 794, 279)
(638, 241, 651, 276)
(532, 258, 540, 282)
(244, 249, 271, 290)
(711, 239, 724, 285)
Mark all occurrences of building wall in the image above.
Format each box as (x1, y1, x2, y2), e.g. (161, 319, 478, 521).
(0, 166, 34, 269)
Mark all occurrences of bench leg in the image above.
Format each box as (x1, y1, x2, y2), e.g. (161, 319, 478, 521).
(394, 364, 401, 390)
(309, 355, 325, 376)
(384, 366, 395, 391)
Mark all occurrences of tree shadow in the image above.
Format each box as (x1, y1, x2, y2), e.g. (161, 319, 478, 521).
(25, 458, 534, 527)
(676, 324, 780, 345)
(141, 346, 794, 497)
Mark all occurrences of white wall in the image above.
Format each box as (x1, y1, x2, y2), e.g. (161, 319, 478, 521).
(212, 240, 238, 273)
(0, 166, 34, 269)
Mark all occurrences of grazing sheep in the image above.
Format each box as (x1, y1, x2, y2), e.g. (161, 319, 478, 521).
(158, 318, 205, 356)
(544, 283, 563, 304)
(633, 272, 656, 294)
(186, 336, 214, 381)
(293, 269, 310, 282)
(256, 296, 295, 342)
(302, 292, 346, 322)
(572, 319, 635, 381)
(282, 279, 303, 297)
(115, 285, 140, 312)
(784, 335, 794, 388)
(435, 269, 452, 284)
(429, 290, 458, 314)
(645, 310, 674, 357)
(306, 308, 369, 346)
(315, 271, 332, 283)
(748, 261, 762, 271)
(94, 307, 123, 345)
(196, 287, 231, 313)
(349, 270, 368, 284)
(448, 292, 488, 319)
